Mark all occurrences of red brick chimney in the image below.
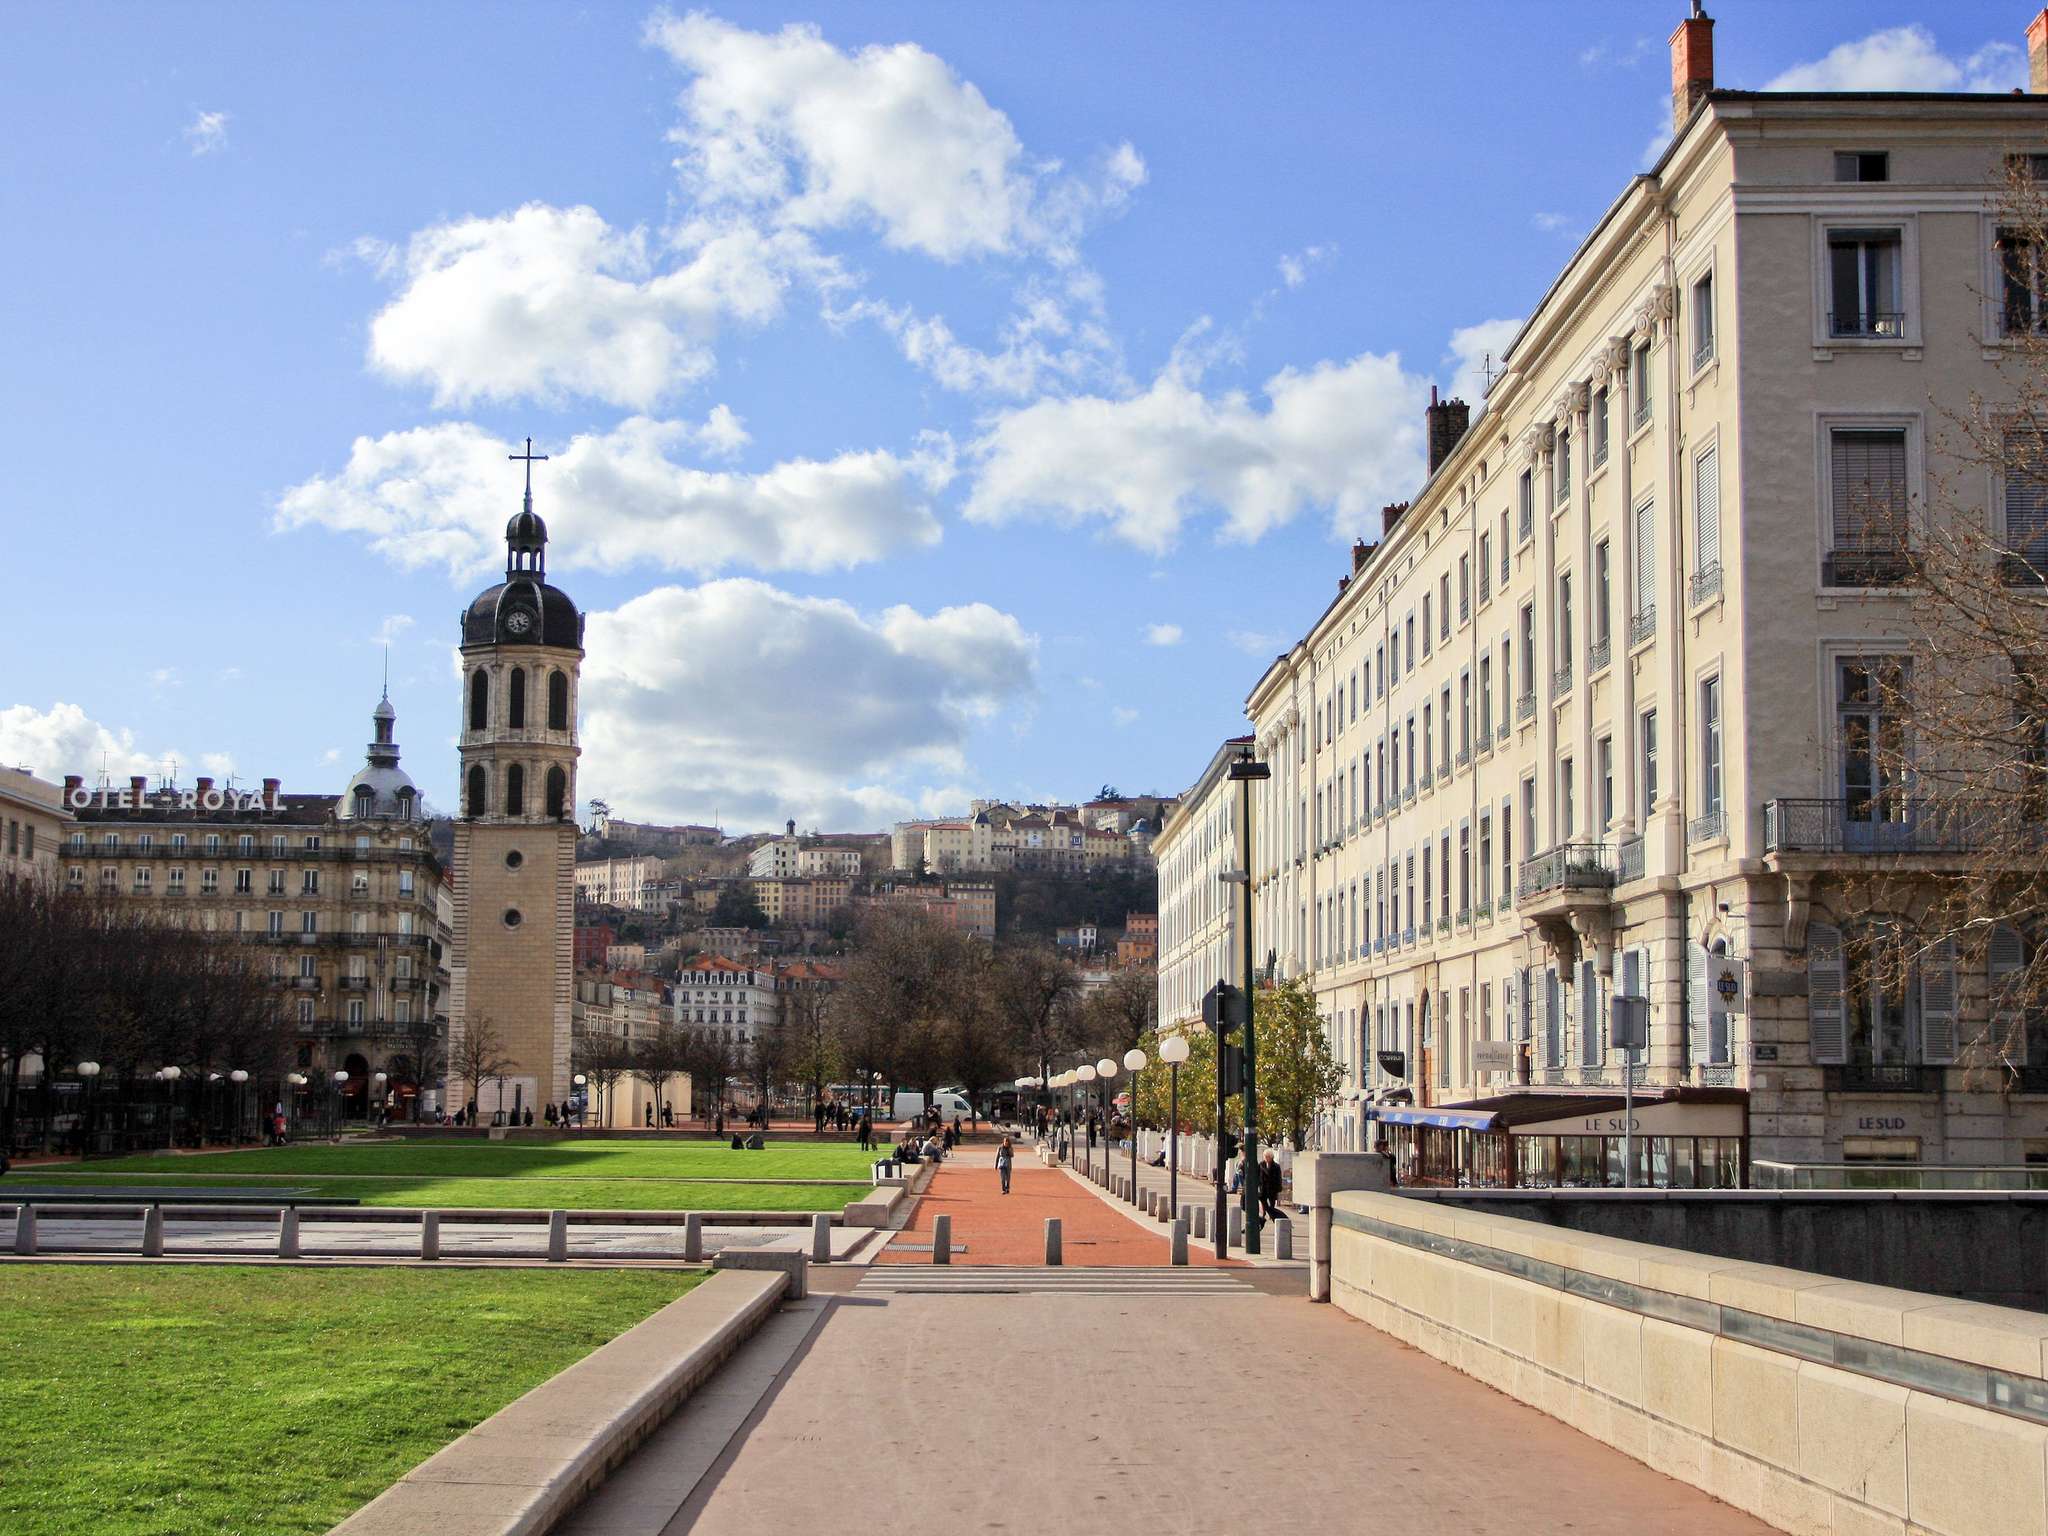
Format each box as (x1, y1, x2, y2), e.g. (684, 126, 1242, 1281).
(2030, 9, 2048, 93)
(129, 774, 147, 802)
(63, 774, 82, 794)
(1670, 2, 1714, 130)
(1425, 387, 1471, 474)
(195, 776, 214, 798)
(262, 777, 281, 807)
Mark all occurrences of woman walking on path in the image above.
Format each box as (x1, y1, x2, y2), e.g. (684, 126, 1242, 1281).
(995, 1135, 1015, 1194)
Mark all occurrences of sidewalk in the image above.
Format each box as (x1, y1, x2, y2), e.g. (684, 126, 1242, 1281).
(1053, 1138, 1301, 1263)
(874, 1143, 1241, 1266)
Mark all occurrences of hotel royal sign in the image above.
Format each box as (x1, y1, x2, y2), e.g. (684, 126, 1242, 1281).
(64, 782, 283, 813)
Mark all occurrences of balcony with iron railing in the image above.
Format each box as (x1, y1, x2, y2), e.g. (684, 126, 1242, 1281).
(1551, 664, 1573, 698)
(1691, 336, 1715, 371)
(1616, 835, 1645, 884)
(1761, 797, 2006, 857)
(1455, 746, 1471, 770)
(1827, 310, 1907, 340)
(1687, 807, 1726, 845)
(1588, 637, 1611, 674)
(1630, 397, 1651, 432)
(1690, 562, 1723, 607)
(1517, 841, 1618, 902)
(1823, 548, 1912, 588)
(1824, 1063, 1941, 1094)
(1436, 914, 1451, 937)
(1516, 691, 1536, 724)
(1518, 507, 1533, 543)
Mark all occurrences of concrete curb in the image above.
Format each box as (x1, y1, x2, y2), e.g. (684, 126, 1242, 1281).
(839, 1182, 906, 1229)
(329, 1266, 787, 1535)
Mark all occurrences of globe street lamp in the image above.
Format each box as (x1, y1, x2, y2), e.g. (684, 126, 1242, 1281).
(573, 1073, 587, 1130)
(1076, 1063, 1097, 1174)
(332, 1069, 349, 1137)
(1122, 1047, 1148, 1202)
(229, 1069, 248, 1144)
(160, 1065, 182, 1151)
(1094, 1057, 1119, 1181)
(1159, 1033, 1190, 1214)
(76, 1061, 101, 1158)
(372, 1070, 388, 1126)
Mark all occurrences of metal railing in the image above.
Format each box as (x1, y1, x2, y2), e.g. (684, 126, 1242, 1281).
(1455, 747, 1471, 769)
(1516, 842, 1618, 900)
(1689, 562, 1723, 607)
(1998, 551, 2048, 585)
(1691, 337, 1715, 370)
(1761, 797, 2001, 855)
(1824, 549, 1912, 589)
(1629, 607, 1656, 647)
(1616, 835, 1645, 884)
(1754, 1159, 2048, 1191)
(1631, 398, 1651, 432)
(1687, 808, 1726, 844)
(1551, 664, 1573, 698)
(1828, 310, 1906, 340)
(1518, 507, 1533, 543)
(1516, 692, 1536, 723)
(1588, 638, 1611, 674)
(1824, 1063, 1941, 1094)
(1437, 914, 1451, 936)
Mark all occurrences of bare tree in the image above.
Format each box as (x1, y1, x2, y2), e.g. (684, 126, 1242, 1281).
(990, 942, 1079, 1094)
(632, 1019, 691, 1126)
(450, 1015, 513, 1121)
(781, 984, 844, 1117)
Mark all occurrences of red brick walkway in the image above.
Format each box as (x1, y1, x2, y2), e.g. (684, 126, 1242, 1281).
(876, 1147, 1241, 1266)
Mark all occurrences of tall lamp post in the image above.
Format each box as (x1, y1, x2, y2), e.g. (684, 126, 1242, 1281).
(159, 1065, 182, 1150)
(1095, 1057, 1118, 1181)
(1076, 1064, 1097, 1174)
(1159, 1034, 1189, 1214)
(372, 1070, 388, 1123)
(229, 1069, 248, 1143)
(1227, 749, 1272, 1255)
(285, 1072, 306, 1142)
(573, 1073, 587, 1129)
(332, 1069, 349, 1136)
(1122, 1047, 1147, 1199)
(76, 1061, 100, 1158)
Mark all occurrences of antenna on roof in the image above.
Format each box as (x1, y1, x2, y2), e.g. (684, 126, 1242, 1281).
(382, 644, 390, 702)
(1481, 351, 1500, 392)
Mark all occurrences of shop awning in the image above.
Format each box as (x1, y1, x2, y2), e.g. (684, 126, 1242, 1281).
(1366, 1105, 1503, 1131)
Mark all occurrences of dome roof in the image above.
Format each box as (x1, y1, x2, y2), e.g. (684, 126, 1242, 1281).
(507, 507, 548, 548)
(339, 761, 420, 820)
(462, 577, 584, 650)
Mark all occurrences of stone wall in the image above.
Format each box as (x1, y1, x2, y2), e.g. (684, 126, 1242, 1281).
(1329, 1188, 2048, 1536)
(1398, 1189, 2048, 1311)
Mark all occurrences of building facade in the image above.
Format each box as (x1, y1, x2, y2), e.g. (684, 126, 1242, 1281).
(1242, 14, 2048, 1177)
(0, 767, 69, 882)
(449, 485, 584, 1116)
(1154, 738, 1249, 1034)
(573, 854, 665, 912)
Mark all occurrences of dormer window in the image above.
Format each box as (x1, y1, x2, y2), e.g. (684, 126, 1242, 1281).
(353, 787, 374, 819)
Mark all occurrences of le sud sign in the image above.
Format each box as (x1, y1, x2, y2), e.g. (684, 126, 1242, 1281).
(64, 783, 282, 813)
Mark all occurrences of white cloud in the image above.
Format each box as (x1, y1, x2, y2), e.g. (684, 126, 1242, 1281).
(965, 350, 1427, 553)
(1143, 623, 1183, 647)
(1443, 317, 1523, 415)
(577, 579, 1037, 827)
(200, 752, 236, 778)
(321, 747, 343, 765)
(373, 614, 415, 647)
(1277, 244, 1334, 289)
(841, 286, 1123, 397)
(363, 203, 811, 410)
(1110, 706, 1138, 727)
(1227, 629, 1277, 657)
(0, 703, 171, 780)
(277, 419, 947, 579)
(184, 110, 229, 156)
(646, 13, 1143, 264)
(697, 403, 750, 457)
(1531, 212, 1571, 235)
(1765, 27, 2022, 94)
(1579, 38, 1652, 72)
(149, 667, 180, 689)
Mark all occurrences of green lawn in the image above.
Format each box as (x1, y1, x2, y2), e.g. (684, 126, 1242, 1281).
(79, 1138, 889, 1182)
(23, 1171, 856, 1211)
(0, 1264, 699, 1536)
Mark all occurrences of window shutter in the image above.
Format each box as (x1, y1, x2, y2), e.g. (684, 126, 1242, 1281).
(1920, 936, 1958, 1065)
(2005, 439, 2048, 560)
(1686, 940, 1709, 1063)
(1633, 499, 1655, 618)
(1990, 924, 2027, 1064)
(1621, 947, 1644, 1064)
(1579, 959, 1601, 1066)
(1543, 966, 1561, 1067)
(1831, 430, 1907, 547)
(1694, 446, 1720, 571)
(1805, 923, 1844, 1064)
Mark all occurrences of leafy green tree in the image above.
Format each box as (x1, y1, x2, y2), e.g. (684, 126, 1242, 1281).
(1254, 977, 1341, 1149)
(710, 882, 768, 930)
(1130, 1026, 1229, 1131)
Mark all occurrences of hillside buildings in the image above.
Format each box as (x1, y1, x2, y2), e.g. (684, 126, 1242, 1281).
(890, 797, 1169, 874)
(1182, 9, 2048, 1181)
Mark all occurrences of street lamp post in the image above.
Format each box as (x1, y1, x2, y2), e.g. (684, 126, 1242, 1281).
(159, 1065, 182, 1151)
(229, 1070, 248, 1144)
(1076, 1064, 1096, 1174)
(1122, 1047, 1147, 1199)
(332, 1070, 349, 1137)
(1095, 1057, 1118, 1182)
(1159, 1034, 1189, 1215)
(76, 1061, 100, 1158)
(372, 1071, 388, 1126)
(1227, 749, 1272, 1255)
(573, 1073, 587, 1130)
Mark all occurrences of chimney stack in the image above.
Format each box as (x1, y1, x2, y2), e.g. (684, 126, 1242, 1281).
(1382, 501, 1410, 538)
(2031, 9, 2048, 94)
(1425, 387, 1471, 474)
(63, 774, 82, 795)
(196, 776, 214, 798)
(1670, 3, 1714, 130)
(262, 777, 281, 805)
(1352, 538, 1370, 573)
(129, 775, 147, 803)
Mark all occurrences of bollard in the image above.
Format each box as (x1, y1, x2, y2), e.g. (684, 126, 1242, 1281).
(142, 1204, 165, 1258)
(420, 1210, 441, 1261)
(13, 1204, 35, 1256)
(1228, 1205, 1244, 1246)
(933, 1213, 952, 1265)
(812, 1212, 832, 1263)
(547, 1210, 569, 1263)
(1044, 1216, 1063, 1266)
(1180, 1203, 1194, 1231)
(1170, 1218, 1189, 1266)
(278, 1206, 300, 1259)
(1193, 1205, 1208, 1240)
(684, 1212, 704, 1262)
(1274, 1216, 1294, 1260)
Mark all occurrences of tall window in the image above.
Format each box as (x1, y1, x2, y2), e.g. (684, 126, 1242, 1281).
(1593, 539, 1612, 656)
(547, 765, 568, 820)
(1556, 427, 1572, 502)
(1592, 387, 1609, 465)
(1827, 427, 1910, 586)
(1518, 470, 1533, 541)
(1631, 340, 1651, 427)
(1597, 736, 1614, 831)
(505, 764, 525, 817)
(1838, 657, 1909, 831)
(1518, 603, 1535, 699)
(1457, 556, 1470, 623)
(2003, 428, 2048, 581)
(1691, 270, 1715, 366)
(509, 668, 526, 729)
(1478, 655, 1492, 740)
(1478, 814, 1493, 905)
(1422, 594, 1432, 657)
(1478, 532, 1492, 604)
(1559, 757, 1575, 840)
(1699, 676, 1724, 826)
(1693, 443, 1722, 598)
(466, 766, 486, 818)
(1632, 497, 1656, 637)
(1555, 573, 1573, 689)
(1641, 708, 1659, 809)
(468, 669, 489, 731)
(1440, 573, 1452, 638)
(1827, 228, 1903, 338)
(548, 670, 569, 730)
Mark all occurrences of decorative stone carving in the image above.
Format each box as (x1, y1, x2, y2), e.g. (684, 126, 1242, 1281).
(1781, 873, 1813, 953)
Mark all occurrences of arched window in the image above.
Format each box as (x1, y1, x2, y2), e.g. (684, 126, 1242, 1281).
(548, 670, 569, 731)
(465, 765, 486, 818)
(469, 669, 489, 731)
(546, 765, 567, 820)
(505, 764, 525, 817)
(509, 668, 526, 729)
(352, 786, 373, 819)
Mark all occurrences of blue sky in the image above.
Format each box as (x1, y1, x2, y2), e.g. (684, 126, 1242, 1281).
(0, 2, 2030, 832)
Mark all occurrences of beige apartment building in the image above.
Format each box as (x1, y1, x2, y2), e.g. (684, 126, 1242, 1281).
(573, 854, 666, 911)
(1154, 737, 1250, 1034)
(55, 698, 450, 1111)
(0, 767, 70, 882)
(1242, 12, 2048, 1180)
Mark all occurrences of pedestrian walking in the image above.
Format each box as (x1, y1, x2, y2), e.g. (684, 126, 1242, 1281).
(995, 1135, 1015, 1195)
(1259, 1149, 1285, 1222)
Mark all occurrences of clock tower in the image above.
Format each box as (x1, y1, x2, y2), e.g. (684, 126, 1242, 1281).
(448, 450, 583, 1118)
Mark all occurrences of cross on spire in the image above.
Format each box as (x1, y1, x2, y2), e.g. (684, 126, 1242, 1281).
(509, 436, 549, 512)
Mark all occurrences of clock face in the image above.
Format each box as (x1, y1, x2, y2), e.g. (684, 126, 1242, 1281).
(505, 609, 534, 637)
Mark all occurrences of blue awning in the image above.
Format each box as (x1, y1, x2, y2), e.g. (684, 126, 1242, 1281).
(1366, 1105, 1503, 1131)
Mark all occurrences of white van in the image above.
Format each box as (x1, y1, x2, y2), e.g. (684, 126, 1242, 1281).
(891, 1090, 973, 1123)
